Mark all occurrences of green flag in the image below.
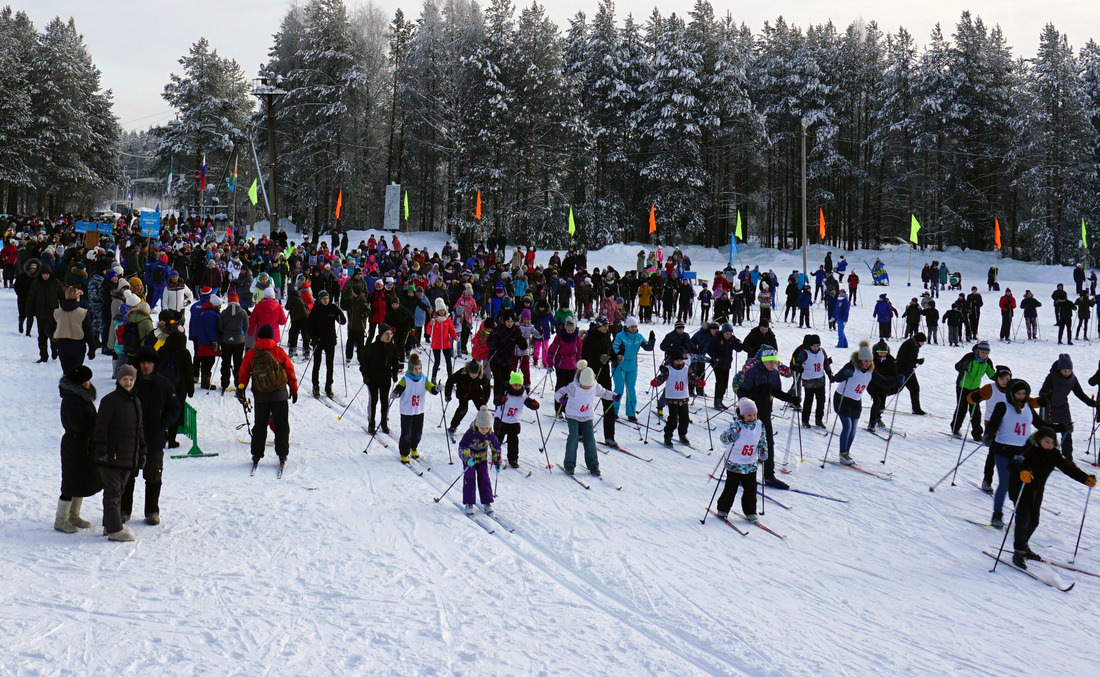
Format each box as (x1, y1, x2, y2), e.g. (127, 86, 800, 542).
(248, 179, 258, 206)
(1083, 218, 1089, 249)
(735, 211, 742, 240)
(568, 206, 575, 236)
(404, 190, 409, 220)
(910, 214, 921, 245)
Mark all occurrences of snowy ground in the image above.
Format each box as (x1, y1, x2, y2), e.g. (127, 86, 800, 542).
(2, 238, 1098, 675)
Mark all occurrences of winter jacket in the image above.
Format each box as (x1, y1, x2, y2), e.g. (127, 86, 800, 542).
(134, 366, 182, 450)
(487, 323, 527, 369)
(739, 328, 778, 357)
(342, 292, 370, 334)
(307, 301, 347, 347)
(446, 368, 491, 405)
(612, 329, 655, 367)
(27, 270, 64, 318)
(193, 302, 221, 357)
(896, 337, 923, 375)
(547, 327, 583, 370)
(59, 376, 102, 497)
(581, 329, 615, 376)
(999, 295, 1016, 313)
(872, 299, 897, 323)
(358, 337, 399, 386)
(1038, 367, 1095, 425)
(218, 302, 250, 345)
(834, 298, 851, 323)
(162, 280, 195, 313)
(286, 286, 310, 322)
(458, 425, 502, 464)
(735, 357, 796, 415)
(426, 314, 458, 350)
(1020, 297, 1042, 319)
(1010, 434, 1093, 490)
(470, 320, 492, 361)
(94, 385, 146, 471)
(660, 329, 697, 357)
(706, 334, 741, 370)
(239, 338, 298, 402)
(955, 352, 995, 390)
(247, 298, 286, 344)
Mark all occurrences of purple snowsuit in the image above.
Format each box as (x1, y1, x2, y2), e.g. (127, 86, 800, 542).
(459, 426, 502, 505)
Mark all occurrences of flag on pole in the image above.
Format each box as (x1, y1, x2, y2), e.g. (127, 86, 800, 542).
(568, 206, 575, 236)
(735, 210, 743, 240)
(819, 208, 826, 241)
(199, 154, 206, 191)
(166, 158, 173, 194)
(648, 203, 656, 234)
(729, 231, 738, 263)
(476, 190, 482, 220)
(403, 190, 409, 220)
(994, 218, 1001, 250)
(335, 189, 343, 220)
(227, 157, 237, 193)
(1083, 218, 1089, 249)
(909, 214, 921, 245)
(248, 179, 258, 206)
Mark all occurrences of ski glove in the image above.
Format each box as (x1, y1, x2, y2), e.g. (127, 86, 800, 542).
(466, 457, 476, 467)
(236, 388, 247, 404)
(291, 392, 298, 404)
(698, 380, 706, 388)
(1020, 470, 1034, 484)
(917, 358, 925, 365)
(600, 354, 610, 364)
(1087, 476, 1097, 488)
(759, 451, 768, 462)
(650, 378, 661, 388)
(1013, 454, 1025, 465)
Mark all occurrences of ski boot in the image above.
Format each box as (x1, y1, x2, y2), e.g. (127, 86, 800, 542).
(839, 452, 855, 466)
(980, 481, 993, 495)
(764, 475, 789, 490)
(589, 467, 601, 477)
(313, 385, 321, 398)
(627, 416, 638, 423)
(482, 503, 494, 515)
(410, 449, 420, 459)
(745, 514, 760, 524)
(604, 439, 618, 448)
(1022, 546, 1043, 562)
(400, 453, 410, 464)
(991, 511, 1004, 529)
(325, 387, 334, 398)
(715, 511, 728, 519)
(1012, 551, 1028, 569)
(464, 504, 476, 515)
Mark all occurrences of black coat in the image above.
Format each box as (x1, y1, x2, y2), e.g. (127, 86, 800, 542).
(487, 324, 526, 370)
(896, 337, 922, 375)
(134, 372, 182, 449)
(27, 271, 64, 318)
(95, 386, 147, 470)
(359, 337, 399, 386)
(740, 328, 778, 356)
(59, 376, 102, 497)
(307, 300, 347, 347)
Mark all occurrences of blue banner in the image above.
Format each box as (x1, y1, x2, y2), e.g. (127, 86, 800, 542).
(98, 222, 113, 234)
(75, 220, 90, 233)
(139, 211, 161, 238)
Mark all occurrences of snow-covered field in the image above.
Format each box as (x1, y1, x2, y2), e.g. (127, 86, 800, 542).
(2, 237, 1097, 675)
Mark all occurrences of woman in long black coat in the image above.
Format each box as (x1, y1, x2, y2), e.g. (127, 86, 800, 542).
(55, 365, 102, 533)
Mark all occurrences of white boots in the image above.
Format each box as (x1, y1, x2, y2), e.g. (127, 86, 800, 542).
(54, 499, 77, 533)
(69, 497, 91, 528)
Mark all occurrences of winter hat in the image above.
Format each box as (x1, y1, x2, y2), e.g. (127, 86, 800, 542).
(123, 291, 141, 307)
(258, 324, 275, 340)
(625, 316, 639, 328)
(116, 364, 137, 383)
(857, 340, 874, 361)
(879, 293, 888, 300)
(760, 347, 779, 363)
(974, 340, 991, 353)
(135, 346, 159, 366)
(667, 349, 685, 363)
(578, 367, 596, 388)
(564, 316, 577, 329)
(520, 309, 531, 322)
(408, 352, 421, 367)
(132, 301, 151, 316)
(576, 359, 589, 373)
(66, 365, 93, 383)
(913, 332, 927, 343)
(228, 292, 240, 303)
(1009, 379, 1031, 399)
(200, 286, 212, 296)
(378, 323, 393, 335)
(317, 290, 330, 299)
(210, 295, 223, 307)
(475, 406, 493, 429)
(500, 309, 516, 323)
(708, 321, 719, 330)
(1032, 426, 1060, 447)
(736, 397, 757, 416)
(809, 334, 821, 347)
(675, 320, 686, 329)
(129, 276, 142, 288)
(466, 360, 481, 374)
(758, 318, 770, 329)
(435, 298, 447, 312)
(721, 323, 733, 334)
(873, 340, 890, 354)
(494, 283, 505, 293)
(263, 287, 276, 299)
(1056, 354, 1074, 371)
(509, 371, 524, 386)
(994, 365, 1012, 379)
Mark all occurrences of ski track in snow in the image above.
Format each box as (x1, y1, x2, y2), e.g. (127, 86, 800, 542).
(1, 237, 1098, 675)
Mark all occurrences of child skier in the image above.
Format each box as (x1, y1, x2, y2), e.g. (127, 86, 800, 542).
(458, 406, 502, 514)
(495, 371, 540, 468)
(651, 349, 705, 447)
(391, 352, 438, 463)
(1010, 427, 1097, 568)
(445, 360, 491, 438)
(714, 398, 768, 523)
(554, 365, 618, 475)
(831, 340, 902, 465)
(952, 341, 995, 440)
(984, 379, 1043, 528)
(967, 365, 1015, 494)
(792, 335, 833, 429)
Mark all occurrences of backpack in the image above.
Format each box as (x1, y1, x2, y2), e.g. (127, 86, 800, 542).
(250, 348, 287, 394)
(121, 322, 143, 356)
(152, 265, 165, 285)
(730, 358, 758, 395)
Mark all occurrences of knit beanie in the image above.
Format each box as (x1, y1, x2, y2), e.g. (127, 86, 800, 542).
(578, 367, 595, 388)
(736, 397, 757, 416)
(475, 406, 493, 429)
(116, 364, 137, 383)
(857, 340, 873, 361)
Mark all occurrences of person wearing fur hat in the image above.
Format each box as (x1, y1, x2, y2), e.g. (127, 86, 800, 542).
(238, 323, 298, 468)
(555, 365, 618, 476)
(652, 349, 706, 447)
(984, 379, 1044, 527)
(446, 360, 491, 438)
(1009, 427, 1097, 568)
(830, 340, 903, 466)
(1037, 353, 1097, 460)
(494, 371, 541, 468)
(458, 406, 503, 514)
(713, 398, 768, 523)
(391, 352, 438, 463)
(54, 365, 102, 534)
(426, 298, 458, 383)
(53, 286, 97, 372)
(95, 364, 145, 542)
(952, 341, 995, 440)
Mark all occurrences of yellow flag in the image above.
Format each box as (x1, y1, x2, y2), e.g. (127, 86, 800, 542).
(910, 215, 921, 245)
(404, 191, 409, 220)
(248, 179, 258, 206)
(568, 206, 575, 236)
(735, 211, 742, 240)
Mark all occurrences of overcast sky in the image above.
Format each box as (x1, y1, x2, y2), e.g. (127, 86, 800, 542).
(17, 0, 1100, 131)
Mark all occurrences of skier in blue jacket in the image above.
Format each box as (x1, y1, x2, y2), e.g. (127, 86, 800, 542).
(612, 316, 655, 422)
(834, 289, 851, 348)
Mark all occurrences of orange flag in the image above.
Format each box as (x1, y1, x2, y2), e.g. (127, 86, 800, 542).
(335, 189, 343, 219)
(648, 203, 656, 234)
(819, 208, 826, 240)
(994, 218, 1001, 249)
(476, 190, 482, 221)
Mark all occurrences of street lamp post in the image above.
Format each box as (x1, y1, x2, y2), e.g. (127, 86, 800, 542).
(252, 70, 287, 231)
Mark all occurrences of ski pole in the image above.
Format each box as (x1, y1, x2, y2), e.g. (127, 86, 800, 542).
(782, 405, 796, 470)
(540, 400, 563, 456)
(699, 469, 724, 524)
(433, 466, 465, 503)
(821, 381, 848, 467)
(990, 485, 1027, 573)
(881, 370, 915, 464)
(494, 461, 501, 497)
(703, 371, 716, 451)
(437, 388, 453, 464)
(362, 432, 378, 455)
(337, 383, 366, 420)
(758, 465, 765, 516)
(1072, 486, 1093, 563)
(795, 402, 805, 463)
(929, 441, 984, 492)
(339, 324, 348, 397)
(949, 419, 974, 487)
(534, 407, 553, 472)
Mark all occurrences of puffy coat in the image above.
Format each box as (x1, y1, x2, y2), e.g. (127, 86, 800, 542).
(487, 323, 527, 369)
(192, 302, 221, 357)
(547, 327, 583, 370)
(426, 314, 458, 350)
(94, 385, 147, 470)
(27, 268, 64, 318)
(218, 302, 250, 345)
(247, 297, 286, 344)
(59, 375, 102, 497)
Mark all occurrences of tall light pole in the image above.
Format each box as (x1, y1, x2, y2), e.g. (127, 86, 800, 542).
(801, 118, 808, 277)
(252, 70, 287, 230)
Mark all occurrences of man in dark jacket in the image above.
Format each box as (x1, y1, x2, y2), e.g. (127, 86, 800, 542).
(965, 287, 983, 341)
(895, 332, 927, 415)
(359, 323, 400, 434)
(739, 319, 778, 358)
(27, 264, 64, 362)
(736, 347, 800, 489)
(122, 347, 181, 526)
(659, 320, 696, 360)
(307, 289, 347, 398)
(1038, 354, 1097, 459)
(94, 364, 146, 542)
(445, 360, 491, 435)
(15, 258, 39, 335)
(706, 324, 742, 409)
